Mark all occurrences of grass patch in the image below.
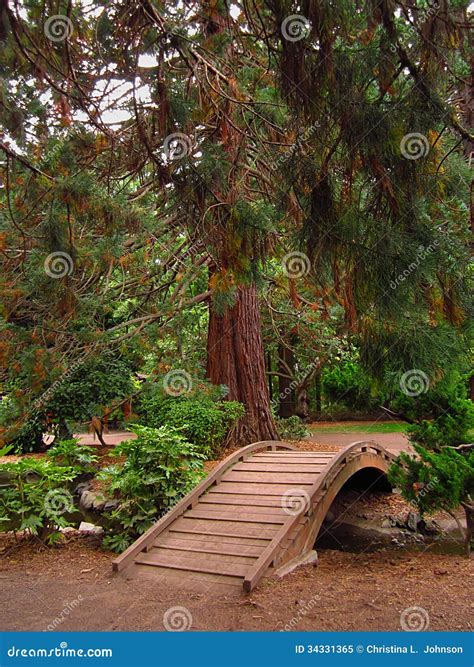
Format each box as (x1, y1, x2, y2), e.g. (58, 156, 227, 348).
(308, 422, 407, 434)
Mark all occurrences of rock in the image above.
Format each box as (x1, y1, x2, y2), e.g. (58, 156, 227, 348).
(433, 568, 448, 576)
(78, 521, 103, 535)
(406, 511, 422, 532)
(91, 495, 107, 511)
(79, 490, 96, 510)
(103, 500, 120, 512)
(381, 519, 392, 529)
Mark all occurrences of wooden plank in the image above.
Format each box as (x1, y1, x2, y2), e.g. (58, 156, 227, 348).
(183, 509, 285, 524)
(158, 530, 269, 547)
(154, 535, 264, 557)
(192, 502, 286, 516)
(201, 492, 283, 507)
(135, 552, 249, 578)
(222, 471, 317, 483)
(247, 460, 332, 466)
(214, 482, 313, 495)
(248, 456, 334, 464)
(148, 546, 256, 566)
(252, 452, 335, 458)
(169, 522, 277, 540)
(233, 462, 327, 473)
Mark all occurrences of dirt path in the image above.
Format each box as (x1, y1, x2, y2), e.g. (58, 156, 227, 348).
(306, 423, 411, 455)
(0, 535, 471, 632)
(75, 424, 412, 455)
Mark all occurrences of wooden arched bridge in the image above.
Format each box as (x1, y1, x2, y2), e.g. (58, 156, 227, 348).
(112, 440, 394, 592)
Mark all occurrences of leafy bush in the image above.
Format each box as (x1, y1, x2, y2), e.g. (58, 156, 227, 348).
(0, 458, 79, 543)
(138, 387, 245, 457)
(322, 360, 382, 412)
(388, 444, 474, 553)
(99, 424, 205, 552)
(275, 415, 309, 440)
(391, 373, 474, 447)
(47, 438, 98, 471)
(43, 353, 137, 429)
(0, 400, 45, 453)
(1, 353, 137, 452)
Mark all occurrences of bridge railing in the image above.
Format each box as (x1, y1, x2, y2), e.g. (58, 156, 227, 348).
(243, 440, 394, 591)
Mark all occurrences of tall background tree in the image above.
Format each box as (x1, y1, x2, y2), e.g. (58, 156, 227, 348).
(0, 0, 471, 445)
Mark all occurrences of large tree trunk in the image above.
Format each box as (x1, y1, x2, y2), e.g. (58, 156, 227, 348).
(206, 283, 278, 445)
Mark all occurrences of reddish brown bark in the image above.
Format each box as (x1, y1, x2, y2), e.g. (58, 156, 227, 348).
(206, 283, 278, 445)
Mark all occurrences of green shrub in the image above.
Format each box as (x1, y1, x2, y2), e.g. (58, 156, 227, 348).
(1, 353, 137, 452)
(388, 444, 474, 553)
(0, 400, 45, 453)
(275, 415, 309, 440)
(0, 458, 80, 543)
(138, 387, 245, 457)
(391, 373, 474, 447)
(47, 438, 98, 471)
(322, 360, 382, 412)
(99, 424, 205, 552)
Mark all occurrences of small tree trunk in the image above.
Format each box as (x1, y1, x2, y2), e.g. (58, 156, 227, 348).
(207, 283, 278, 445)
(462, 503, 474, 556)
(314, 367, 322, 415)
(277, 342, 295, 417)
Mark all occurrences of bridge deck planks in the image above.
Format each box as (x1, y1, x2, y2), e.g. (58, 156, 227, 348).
(113, 441, 392, 593)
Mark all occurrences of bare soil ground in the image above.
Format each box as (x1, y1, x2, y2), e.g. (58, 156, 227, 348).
(0, 533, 472, 632)
(1, 437, 471, 632)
